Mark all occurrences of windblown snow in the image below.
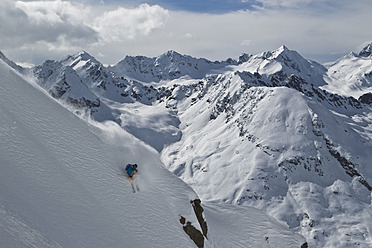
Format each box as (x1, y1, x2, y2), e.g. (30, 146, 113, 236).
(0, 57, 306, 247)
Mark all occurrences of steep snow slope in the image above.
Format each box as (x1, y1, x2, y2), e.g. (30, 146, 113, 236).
(0, 59, 198, 248)
(0, 60, 306, 247)
(323, 43, 372, 98)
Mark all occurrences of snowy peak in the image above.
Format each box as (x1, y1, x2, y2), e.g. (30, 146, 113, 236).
(262, 45, 291, 59)
(269, 45, 326, 75)
(110, 50, 232, 83)
(278, 44, 289, 52)
(62, 51, 101, 72)
(323, 43, 372, 98)
(30, 59, 112, 121)
(64, 50, 98, 64)
(237, 46, 327, 86)
(157, 50, 184, 62)
(32, 59, 95, 102)
(32, 59, 63, 85)
(359, 43, 372, 57)
(258, 45, 302, 62)
(75, 50, 97, 61)
(60, 51, 117, 93)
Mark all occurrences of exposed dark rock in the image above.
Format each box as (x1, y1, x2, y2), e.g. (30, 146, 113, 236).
(238, 53, 251, 64)
(359, 43, 372, 57)
(179, 199, 208, 248)
(278, 156, 324, 177)
(179, 216, 204, 248)
(190, 199, 208, 238)
(301, 242, 308, 248)
(67, 97, 100, 110)
(358, 92, 372, 104)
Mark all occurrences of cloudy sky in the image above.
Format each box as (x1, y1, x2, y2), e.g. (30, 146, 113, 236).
(1, 0, 371, 66)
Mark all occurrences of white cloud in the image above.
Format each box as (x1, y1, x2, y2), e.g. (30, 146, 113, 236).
(0, 0, 97, 52)
(1, 0, 169, 63)
(240, 39, 253, 47)
(93, 4, 169, 42)
(1, 0, 371, 65)
(184, 33, 193, 39)
(15, 0, 87, 25)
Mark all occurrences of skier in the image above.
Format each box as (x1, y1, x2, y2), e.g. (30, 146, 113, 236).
(125, 163, 138, 179)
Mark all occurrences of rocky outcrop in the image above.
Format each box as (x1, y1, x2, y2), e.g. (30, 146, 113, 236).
(180, 199, 208, 248)
(179, 216, 204, 248)
(359, 92, 372, 104)
(190, 199, 208, 238)
(301, 242, 308, 248)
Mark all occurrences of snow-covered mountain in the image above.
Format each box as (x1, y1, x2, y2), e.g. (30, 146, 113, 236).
(27, 58, 117, 122)
(323, 43, 372, 99)
(232, 45, 327, 87)
(109, 50, 235, 83)
(161, 73, 372, 247)
(0, 58, 306, 247)
(2, 44, 372, 247)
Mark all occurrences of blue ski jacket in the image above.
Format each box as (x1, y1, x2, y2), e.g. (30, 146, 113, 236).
(125, 164, 138, 178)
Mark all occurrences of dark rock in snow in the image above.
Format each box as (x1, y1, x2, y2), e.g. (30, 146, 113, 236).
(359, 92, 372, 104)
(359, 43, 372, 57)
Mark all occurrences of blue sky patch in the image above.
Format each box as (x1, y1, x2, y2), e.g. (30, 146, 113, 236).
(97, 0, 258, 13)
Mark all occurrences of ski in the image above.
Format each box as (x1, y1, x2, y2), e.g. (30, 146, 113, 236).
(130, 181, 136, 193)
(132, 176, 140, 192)
(117, 173, 138, 193)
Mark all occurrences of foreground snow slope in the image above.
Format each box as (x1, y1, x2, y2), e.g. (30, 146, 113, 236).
(0, 60, 305, 247)
(0, 60, 198, 247)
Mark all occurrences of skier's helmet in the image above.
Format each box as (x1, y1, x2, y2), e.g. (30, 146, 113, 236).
(133, 164, 138, 169)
